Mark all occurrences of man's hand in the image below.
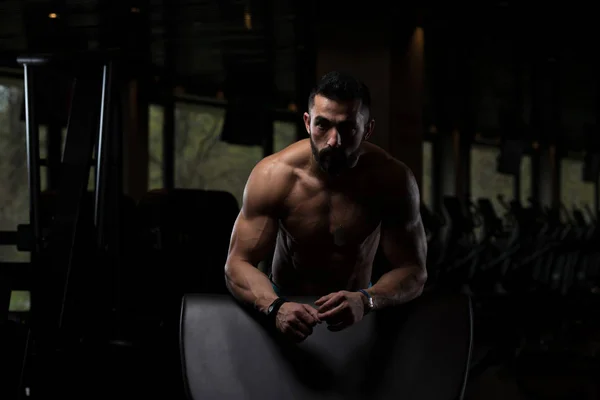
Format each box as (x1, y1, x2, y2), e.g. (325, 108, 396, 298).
(315, 291, 365, 332)
(275, 302, 321, 343)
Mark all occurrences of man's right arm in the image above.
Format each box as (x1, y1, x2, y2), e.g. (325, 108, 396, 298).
(224, 160, 286, 314)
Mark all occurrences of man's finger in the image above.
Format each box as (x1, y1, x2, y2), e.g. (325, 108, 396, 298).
(317, 302, 346, 320)
(315, 293, 334, 306)
(297, 307, 319, 326)
(291, 318, 312, 336)
(302, 305, 322, 324)
(316, 293, 343, 313)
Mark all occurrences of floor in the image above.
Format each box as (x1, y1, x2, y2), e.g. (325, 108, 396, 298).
(465, 364, 600, 400)
(465, 366, 529, 400)
(461, 308, 600, 399)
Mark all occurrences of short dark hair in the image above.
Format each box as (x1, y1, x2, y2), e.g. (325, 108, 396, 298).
(308, 71, 372, 118)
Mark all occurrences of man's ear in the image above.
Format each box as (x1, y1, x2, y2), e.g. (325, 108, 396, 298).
(303, 112, 311, 135)
(363, 119, 375, 141)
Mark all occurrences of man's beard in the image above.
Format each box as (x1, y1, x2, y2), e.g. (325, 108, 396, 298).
(310, 135, 352, 177)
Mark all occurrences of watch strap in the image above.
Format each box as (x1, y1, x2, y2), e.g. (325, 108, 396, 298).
(266, 297, 287, 323)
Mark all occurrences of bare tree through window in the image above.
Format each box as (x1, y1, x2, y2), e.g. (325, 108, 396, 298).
(149, 103, 297, 206)
(0, 81, 29, 262)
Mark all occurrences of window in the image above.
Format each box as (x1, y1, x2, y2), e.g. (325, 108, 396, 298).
(39, 125, 68, 159)
(0, 79, 94, 266)
(421, 141, 433, 208)
(470, 144, 514, 215)
(39, 126, 95, 192)
(149, 103, 298, 205)
(520, 155, 533, 206)
(470, 144, 533, 214)
(148, 104, 164, 190)
(9, 290, 30, 312)
(0, 79, 29, 263)
(560, 157, 595, 221)
(174, 103, 262, 206)
(274, 121, 297, 153)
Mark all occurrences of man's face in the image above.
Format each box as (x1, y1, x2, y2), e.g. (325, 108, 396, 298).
(304, 95, 374, 177)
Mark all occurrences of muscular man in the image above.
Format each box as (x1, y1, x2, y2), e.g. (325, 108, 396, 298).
(225, 71, 427, 342)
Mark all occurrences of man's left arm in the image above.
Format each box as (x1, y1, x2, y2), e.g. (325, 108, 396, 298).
(366, 162, 428, 310)
(315, 161, 427, 329)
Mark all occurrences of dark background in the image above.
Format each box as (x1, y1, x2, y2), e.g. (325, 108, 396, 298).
(1, 1, 600, 399)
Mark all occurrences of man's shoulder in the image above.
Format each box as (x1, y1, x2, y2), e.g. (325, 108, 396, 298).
(249, 155, 294, 192)
(246, 141, 309, 206)
(358, 143, 417, 201)
(253, 140, 310, 180)
(359, 145, 419, 218)
(360, 143, 413, 181)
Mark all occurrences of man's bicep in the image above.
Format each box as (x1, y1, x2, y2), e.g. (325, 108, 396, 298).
(228, 210, 278, 267)
(227, 158, 287, 266)
(380, 216, 427, 271)
(380, 163, 427, 272)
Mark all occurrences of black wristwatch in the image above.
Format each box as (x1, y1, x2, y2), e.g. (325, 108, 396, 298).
(266, 297, 287, 324)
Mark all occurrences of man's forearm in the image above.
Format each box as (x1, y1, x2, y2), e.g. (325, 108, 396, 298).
(366, 266, 426, 310)
(224, 260, 279, 314)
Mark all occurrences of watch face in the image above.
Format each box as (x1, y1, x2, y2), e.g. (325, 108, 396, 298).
(367, 298, 374, 311)
(268, 304, 274, 314)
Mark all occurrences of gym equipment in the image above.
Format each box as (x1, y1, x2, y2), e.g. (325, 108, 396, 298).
(19, 53, 113, 333)
(5, 50, 139, 399)
(130, 187, 239, 339)
(0, 321, 30, 400)
(435, 194, 600, 299)
(112, 188, 241, 400)
(180, 291, 473, 400)
(430, 192, 600, 397)
(420, 203, 446, 280)
(4, 50, 244, 394)
(135, 188, 239, 298)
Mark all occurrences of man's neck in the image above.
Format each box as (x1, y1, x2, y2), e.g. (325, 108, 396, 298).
(310, 160, 365, 191)
(308, 162, 344, 188)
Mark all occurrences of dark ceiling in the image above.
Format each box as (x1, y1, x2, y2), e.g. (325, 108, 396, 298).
(0, 0, 301, 105)
(1, 1, 598, 151)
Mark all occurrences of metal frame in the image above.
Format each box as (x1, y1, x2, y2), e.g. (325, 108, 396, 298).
(13, 52, 118, 399)
(95, 62, 113, 245)
(23, 64, 42, 256)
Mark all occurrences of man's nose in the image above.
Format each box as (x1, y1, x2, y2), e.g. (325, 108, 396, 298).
(326, 129, 342, 148)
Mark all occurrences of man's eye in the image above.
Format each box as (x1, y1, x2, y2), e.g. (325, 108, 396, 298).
(338, 125, 356, 134)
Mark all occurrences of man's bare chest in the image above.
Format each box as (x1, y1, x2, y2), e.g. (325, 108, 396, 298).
(279, 188, 382, 249)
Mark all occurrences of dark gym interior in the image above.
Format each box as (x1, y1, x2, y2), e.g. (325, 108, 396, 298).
(1, 1, 599, 399)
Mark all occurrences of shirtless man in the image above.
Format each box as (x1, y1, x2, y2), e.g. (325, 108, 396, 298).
(224, 71, 427, 342)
